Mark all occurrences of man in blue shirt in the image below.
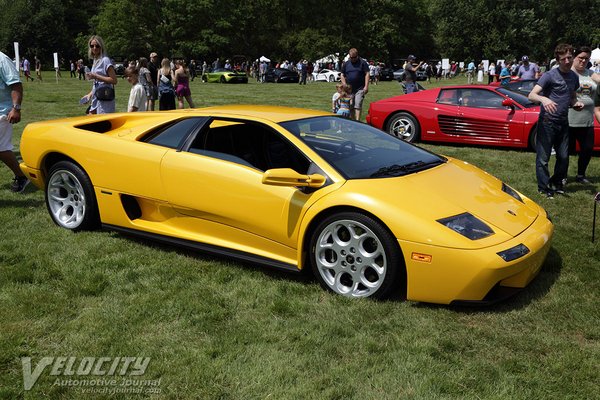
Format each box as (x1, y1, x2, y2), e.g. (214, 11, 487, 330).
(499, 62, 512, 85)
(529, 44, 584, 198)
(517, 55, 540, 79)
(0, 51, 28, 192)
(341, 48, 369, 120)
(467, 60, 476, 84)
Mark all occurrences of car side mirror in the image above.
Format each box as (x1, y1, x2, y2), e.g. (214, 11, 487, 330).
(502, 98, 516, 109)
(262, 168, 326, 188)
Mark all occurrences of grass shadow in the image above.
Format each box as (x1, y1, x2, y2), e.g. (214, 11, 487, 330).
(111, 230, 315, 286)
(0, 197, 45, 208)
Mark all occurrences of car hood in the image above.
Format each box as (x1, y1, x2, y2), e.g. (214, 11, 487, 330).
(335, 158, 542, 248)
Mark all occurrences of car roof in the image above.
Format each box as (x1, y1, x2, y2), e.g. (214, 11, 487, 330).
(181, 104, 329, 123)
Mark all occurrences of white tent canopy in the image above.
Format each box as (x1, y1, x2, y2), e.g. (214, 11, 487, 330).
(259, 56, 270, 62)
(315, 53, 339, 64)
(591, 47, 600, 63)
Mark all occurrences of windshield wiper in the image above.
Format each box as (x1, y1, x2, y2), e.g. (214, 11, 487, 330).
(370, 160, 443, 178)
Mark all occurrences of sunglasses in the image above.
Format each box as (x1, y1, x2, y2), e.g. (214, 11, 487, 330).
(90, 44, 101, 49)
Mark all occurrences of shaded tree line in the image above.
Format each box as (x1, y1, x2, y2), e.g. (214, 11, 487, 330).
(1, 0, 598, 67)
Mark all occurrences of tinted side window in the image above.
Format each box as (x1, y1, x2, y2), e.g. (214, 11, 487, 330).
(188, 119, 310, 173)
(143, 118, 207, 149)
(460, 89, 505, 109)
(437, 89, 459, 105)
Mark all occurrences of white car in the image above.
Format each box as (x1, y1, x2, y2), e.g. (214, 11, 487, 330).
(312, 69, 341, 82)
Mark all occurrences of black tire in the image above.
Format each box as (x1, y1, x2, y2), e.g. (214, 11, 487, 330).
(220, 76, 226, 83)
(386, 112, 420, 142)
(45, 161, 100, 231)
(328, 75, 335, 82)
(309, 212, 403, 299)
(201, 75, 207, 82)
(528, 125, 537, 150)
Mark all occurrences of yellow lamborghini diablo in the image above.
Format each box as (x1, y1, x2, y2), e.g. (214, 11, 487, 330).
(19, 105, 553, 304)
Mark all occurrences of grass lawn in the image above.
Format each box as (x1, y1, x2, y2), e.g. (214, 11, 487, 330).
(0, 72, 599, 399)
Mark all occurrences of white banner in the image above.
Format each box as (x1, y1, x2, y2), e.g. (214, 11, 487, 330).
(53, 52, 59, 69)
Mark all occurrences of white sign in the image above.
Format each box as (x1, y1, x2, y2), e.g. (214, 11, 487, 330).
(14, 42, 20, 70)
(53, 52, 59, 69)
(442, 58, 450, 70)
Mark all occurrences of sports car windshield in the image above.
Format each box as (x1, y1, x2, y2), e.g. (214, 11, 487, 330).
(497, 88, 537, 108)
(280, 117, 446, 179)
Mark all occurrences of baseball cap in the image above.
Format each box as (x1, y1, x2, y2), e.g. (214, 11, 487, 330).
(150, 52, 158, 58)
(522, 55, 529, 61)
(408, 55, 416, 61)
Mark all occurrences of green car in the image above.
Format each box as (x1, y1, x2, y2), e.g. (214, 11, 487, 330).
(201, 68, 248, 83)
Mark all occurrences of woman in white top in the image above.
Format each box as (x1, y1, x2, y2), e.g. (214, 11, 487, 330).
(488, 63, 496, 84)
(568, 46, 600, 184)
(82, 35, 117, 114)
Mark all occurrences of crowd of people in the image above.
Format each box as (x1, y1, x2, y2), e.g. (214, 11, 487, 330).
(1, 37, 600, 199)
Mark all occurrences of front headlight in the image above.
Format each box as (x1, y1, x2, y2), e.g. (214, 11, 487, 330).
(497, 244, 530, 262)
(437, 212, 494, 240)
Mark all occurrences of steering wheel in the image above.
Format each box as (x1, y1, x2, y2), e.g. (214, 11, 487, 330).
(336, 140, 355, 155)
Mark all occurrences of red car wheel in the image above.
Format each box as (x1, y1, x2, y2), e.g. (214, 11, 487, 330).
(386, 112, 420, 142)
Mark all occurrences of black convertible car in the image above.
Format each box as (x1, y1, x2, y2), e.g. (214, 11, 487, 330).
(265, 68, 300, 83)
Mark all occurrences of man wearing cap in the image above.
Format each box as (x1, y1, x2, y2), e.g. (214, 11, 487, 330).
(404, 55, 422, 94)
(518, 56, 540, 80)
(147, 52, 159, 111)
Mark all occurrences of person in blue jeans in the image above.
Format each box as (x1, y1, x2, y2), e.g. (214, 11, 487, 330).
(529, 43, 584, 198)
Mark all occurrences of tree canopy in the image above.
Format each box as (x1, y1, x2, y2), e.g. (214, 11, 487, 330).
(1, 0, 598, 66)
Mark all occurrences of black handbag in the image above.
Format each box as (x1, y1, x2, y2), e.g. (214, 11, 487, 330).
(95, 85, 115, 101)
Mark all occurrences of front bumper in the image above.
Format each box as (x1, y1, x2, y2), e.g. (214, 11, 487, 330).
(400, 212, 553, 304)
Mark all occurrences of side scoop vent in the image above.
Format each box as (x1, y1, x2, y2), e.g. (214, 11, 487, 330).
(121, 194, 142, 220)
(75, 117, 127, 133)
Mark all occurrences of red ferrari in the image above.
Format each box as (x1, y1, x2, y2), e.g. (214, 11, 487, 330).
(366, 85, 600, 150)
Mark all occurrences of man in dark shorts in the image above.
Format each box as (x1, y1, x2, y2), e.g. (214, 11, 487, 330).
(341, 48, 369, 120)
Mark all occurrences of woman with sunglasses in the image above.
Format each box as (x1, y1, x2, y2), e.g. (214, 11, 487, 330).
(568, 46, 600, 184)
(81, 35, 117, 114)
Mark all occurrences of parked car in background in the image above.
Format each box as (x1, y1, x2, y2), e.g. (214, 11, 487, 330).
(393, 68, 405, 81)
(312, 69, 341, 82)
(489, 79, 538, 96)
(265, 68, 300, 83)
(379, 67, 395, 81)
(394, 67, 427, 82)
(201, 68, 248, 83)
(367, 84, 600, 150)
(112, 57, 126, 76)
